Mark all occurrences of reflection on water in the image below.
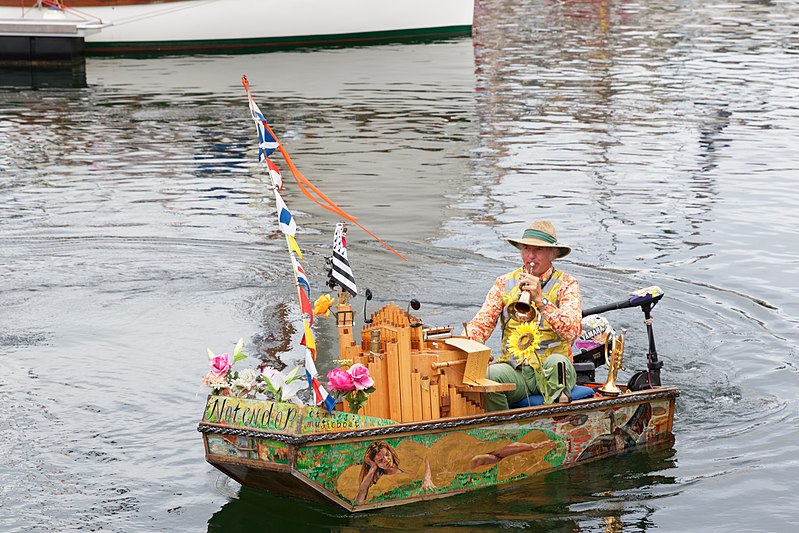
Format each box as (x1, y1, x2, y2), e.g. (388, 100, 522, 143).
(0, 63, 87, 89)
(2, 0, 799, 531)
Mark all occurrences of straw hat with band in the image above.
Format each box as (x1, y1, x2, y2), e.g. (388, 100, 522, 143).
(507, 220, 572, 258)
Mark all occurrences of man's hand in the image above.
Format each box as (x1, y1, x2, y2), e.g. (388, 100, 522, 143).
(519, 272, 544, 308)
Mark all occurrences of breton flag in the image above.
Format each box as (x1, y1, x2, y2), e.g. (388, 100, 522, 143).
(265, 157, 283, 190)
(331, 223, 357, 296)
(305, 348, 336, 412)
(274, 190, 297, 237)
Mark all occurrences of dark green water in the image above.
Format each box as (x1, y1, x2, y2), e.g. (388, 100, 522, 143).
(2, 1, 798, 531)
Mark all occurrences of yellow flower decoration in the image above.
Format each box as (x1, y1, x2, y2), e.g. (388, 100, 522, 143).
(313, 294, 335, 317)
(507, 322, 543, 369)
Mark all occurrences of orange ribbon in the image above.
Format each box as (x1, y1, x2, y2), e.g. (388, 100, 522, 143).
(242, 75, 407, 261)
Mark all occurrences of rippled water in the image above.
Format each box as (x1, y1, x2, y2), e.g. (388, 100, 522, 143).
(2, 0, 799, 531)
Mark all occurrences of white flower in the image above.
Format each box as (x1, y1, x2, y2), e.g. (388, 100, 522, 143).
(232, 368, 258, 390)
(261, 366, 307, 403)
(280, 378, 307, 404)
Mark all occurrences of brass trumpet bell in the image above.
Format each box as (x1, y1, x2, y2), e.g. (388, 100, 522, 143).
(507, 290, 538, 323)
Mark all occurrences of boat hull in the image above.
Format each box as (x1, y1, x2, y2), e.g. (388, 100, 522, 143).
(199, 387, 678, 511)
(0, 0, 474, 54)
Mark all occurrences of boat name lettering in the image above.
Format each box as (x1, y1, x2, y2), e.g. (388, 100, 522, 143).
(207, 397, 297, 431)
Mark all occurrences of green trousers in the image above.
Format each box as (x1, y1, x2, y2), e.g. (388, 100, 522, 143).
(485, 355, 577, 412)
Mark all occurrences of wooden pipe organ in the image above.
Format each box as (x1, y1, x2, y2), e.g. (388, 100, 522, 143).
(335, 302, 514, 422)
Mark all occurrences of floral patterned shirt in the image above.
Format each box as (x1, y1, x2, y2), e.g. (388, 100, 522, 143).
(466, 266, 582, 346)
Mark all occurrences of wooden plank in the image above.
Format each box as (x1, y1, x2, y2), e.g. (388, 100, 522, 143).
(397, 327, 414, 423)
(378, 354, 391, 419)
(367, 356, 381, 418)
(411, 372, 423, 421)
(386, 341, 402, 422)
(421, 376, 432, 420)
(439, 373, 449, 400)
(444, 336, 491, 355)
(449, 386, 461, 417)
(463, 350, 491, 385)
(454, 381, 516, 393)
(367, 361, 382, 419)
(430, 383, 441, 419)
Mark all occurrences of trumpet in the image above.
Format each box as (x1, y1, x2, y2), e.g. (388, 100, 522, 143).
(599, 328, 626, 396)
(507, 264, 539, 323)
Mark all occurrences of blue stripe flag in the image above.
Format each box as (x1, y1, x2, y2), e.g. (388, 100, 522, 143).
(274, 190, 297, 237)
(305, 348, 336, 413)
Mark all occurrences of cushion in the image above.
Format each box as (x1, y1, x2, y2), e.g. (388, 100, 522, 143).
(508, 385, 596, 408)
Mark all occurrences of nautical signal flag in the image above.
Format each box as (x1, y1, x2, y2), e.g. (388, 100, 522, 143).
(274, 190, 297, 237)
(300, 320, 316, 358)
(257, 122, 279, 161)
(298, 283, 313, 325)
(296, 262, 311, 297)
(266, 157, 283, 190)
(290, 254, 311, 297)
(305, 348, 336, 413)
(287, 235, 303, 260)
(246, 96, 279, 161)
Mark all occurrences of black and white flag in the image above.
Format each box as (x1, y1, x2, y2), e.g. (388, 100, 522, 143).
(331, 223, 357, 296)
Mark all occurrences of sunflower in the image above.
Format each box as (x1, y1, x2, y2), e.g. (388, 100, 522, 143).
(507, 322, 543, 369)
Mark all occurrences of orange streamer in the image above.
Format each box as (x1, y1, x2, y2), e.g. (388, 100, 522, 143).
(242, 75, 407, 262)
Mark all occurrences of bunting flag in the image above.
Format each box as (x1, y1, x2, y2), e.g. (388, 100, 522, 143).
(257, 121, 279, 161)
(274, 190, 297, 237)
(300, 320, 316, 358)
(291, 254, 311, 296)
(245, 87, 279, 161)
(331, 223, 357, 296)
(286, 235, 303, 260)
(266, 157, 283, 190)
(298, 283, 313, 325)
(305, 348, 336, 412)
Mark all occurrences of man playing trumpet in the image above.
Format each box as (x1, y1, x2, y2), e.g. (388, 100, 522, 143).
(465, 220, 582, 411)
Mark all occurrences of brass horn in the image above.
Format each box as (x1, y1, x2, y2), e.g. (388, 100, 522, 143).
(507, 265, 539, 323)
(599, 328, 626, 397)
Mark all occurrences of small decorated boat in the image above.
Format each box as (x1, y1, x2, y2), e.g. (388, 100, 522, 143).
(0, 0, 474, 54)
(196, 78, 678, 512)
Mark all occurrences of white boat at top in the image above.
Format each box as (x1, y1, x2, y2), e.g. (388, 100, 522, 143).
(0, 0, 474, 54)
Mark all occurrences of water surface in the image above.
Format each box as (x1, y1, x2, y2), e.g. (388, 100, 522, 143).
(2, 0, 798, 531)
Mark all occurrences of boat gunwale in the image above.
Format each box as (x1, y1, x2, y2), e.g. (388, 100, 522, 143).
(197, 386, 679, 445)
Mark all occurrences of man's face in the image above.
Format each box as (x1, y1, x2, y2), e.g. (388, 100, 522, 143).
(521, 245, 556, 276)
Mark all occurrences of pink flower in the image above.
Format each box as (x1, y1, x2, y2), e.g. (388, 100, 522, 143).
(327, 367, 355, 393)
(348, 363, 374, 390)
(210, 353, 232, 377)
(202, 371, 229, 390)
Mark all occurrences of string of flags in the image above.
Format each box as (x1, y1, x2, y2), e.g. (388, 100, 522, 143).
(241, 75, 405, 413)
(243, 76, 334, 412)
